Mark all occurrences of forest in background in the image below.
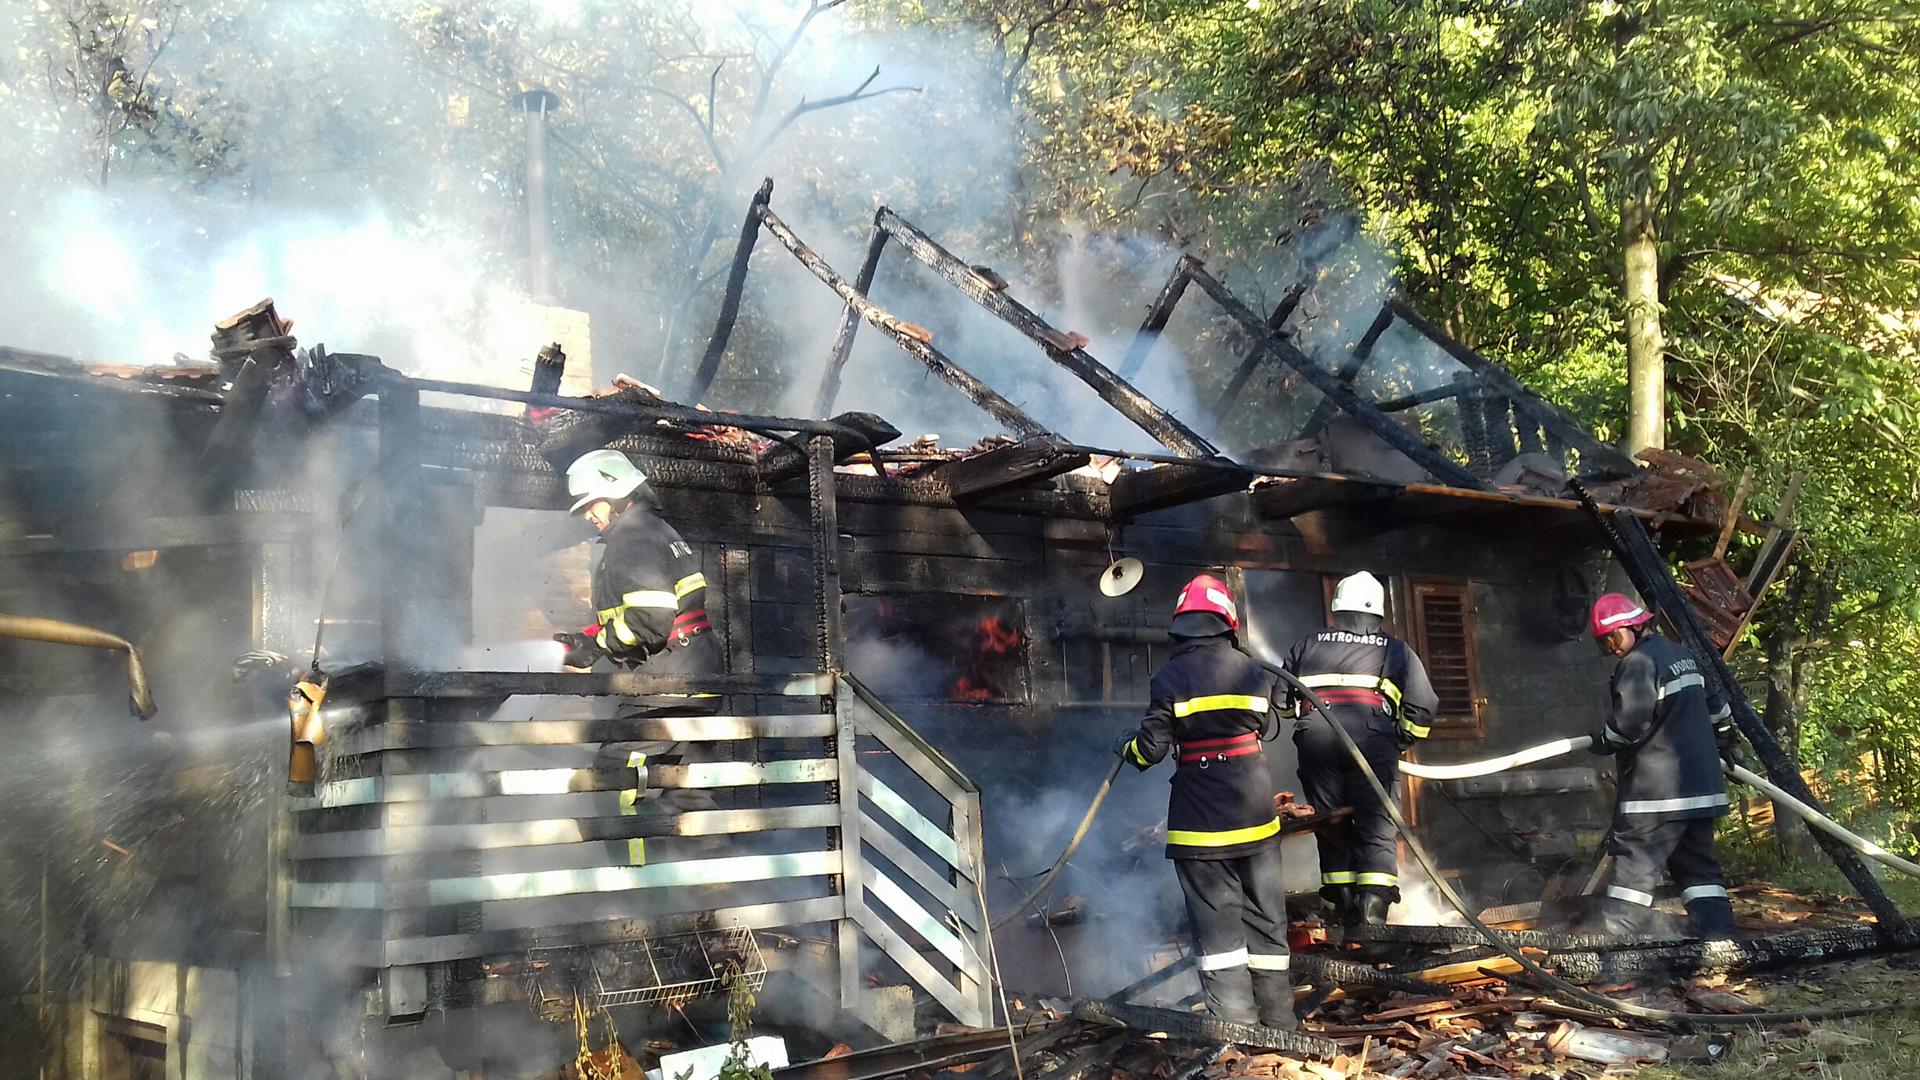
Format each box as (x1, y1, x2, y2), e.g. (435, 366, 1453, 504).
(2, 0, 1916, 847)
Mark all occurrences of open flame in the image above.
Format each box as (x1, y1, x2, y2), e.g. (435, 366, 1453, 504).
(953, 615, 1023, 700)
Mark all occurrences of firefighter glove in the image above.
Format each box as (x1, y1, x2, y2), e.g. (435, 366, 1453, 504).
(1113, 732, 1139, 761)
(553, 631, 605, 670)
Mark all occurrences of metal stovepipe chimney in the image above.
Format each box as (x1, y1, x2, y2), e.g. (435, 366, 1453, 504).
(512, 88, 562, 303)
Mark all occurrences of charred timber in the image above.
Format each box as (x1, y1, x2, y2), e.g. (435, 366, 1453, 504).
(1377, 381, 1478, 413)
(1110, 462, 1255, 517)
(750, 202, 1049, 439)
(1298, 303, 1395, 435)
(1212, 282, 1307, 420)
(1548, 923, 1909, 984)
(1183, 266, 1490, 491)
(1581, 496, 1908, 935)
(1117, 256, 1198, 379)
(1075, 999, 1340, 1059)
(928, 436, 1091, 499)
(1384, 298, 1639, 478)
(757, 411, 901, 485)
(814, 213, 892, 415)
(689, 179, 773, 402)
(399, 373, 862, 439)
(873, 208, 1216, 457)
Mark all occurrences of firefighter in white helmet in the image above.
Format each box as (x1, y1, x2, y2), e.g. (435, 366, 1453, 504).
(555, 450, 721, 862)
(1277, 571, 1438, 927)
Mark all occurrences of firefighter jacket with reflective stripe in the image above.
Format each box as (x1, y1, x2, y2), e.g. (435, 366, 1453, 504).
(591, 503, 711, 667)
(1124, 635, 1283, 861)
(1597, 633, 1731, 822)
(1279, 629, 1439, 743)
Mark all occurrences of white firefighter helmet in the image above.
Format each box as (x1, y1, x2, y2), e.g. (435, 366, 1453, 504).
(1330, 570, 1386, 616)
(566, 450, 647, 513)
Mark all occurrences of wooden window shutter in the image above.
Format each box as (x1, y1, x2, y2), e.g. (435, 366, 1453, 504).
(1410, 581, 1483, 733)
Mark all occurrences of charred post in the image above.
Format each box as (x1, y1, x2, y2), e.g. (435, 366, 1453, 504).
(688, 178, 774, 402)
(1116, 257, 1197, 379)
(752, 201, 1049, 439)
(873, 208, 1217, 457)
(814, 213, 892, 415)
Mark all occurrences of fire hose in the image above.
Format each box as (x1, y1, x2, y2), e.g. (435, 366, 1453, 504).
(0, 614, 157, 719)
(1399, 736, 1920, 880)
(990, 754, 1124, 930)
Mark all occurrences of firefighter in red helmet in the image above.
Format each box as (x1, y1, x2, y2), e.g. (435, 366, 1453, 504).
(1278, 571, 1438, 929)
(1585, 593, 1739, 939)
(1117, 574, 1295, 1030)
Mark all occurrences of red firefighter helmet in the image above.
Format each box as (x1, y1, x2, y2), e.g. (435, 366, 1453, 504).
(1589, 592, 1653, 639)
(1174, 574, 1240, 630)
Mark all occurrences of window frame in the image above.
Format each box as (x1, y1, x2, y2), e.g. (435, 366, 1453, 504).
(1405, 577, 1486, 739)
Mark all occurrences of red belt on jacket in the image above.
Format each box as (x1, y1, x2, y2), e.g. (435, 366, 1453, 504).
(1178, 732, 1260, 765)
(1314, 688, 1386, 707)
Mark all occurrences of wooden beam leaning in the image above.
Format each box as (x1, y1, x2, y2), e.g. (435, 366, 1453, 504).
(688, 178, 772, 401)
(1116, 256, 1197, 379)
(815, 212, 892, 414)
(926, 436, 1090, 500)
(872, 208, 1217, 457)
(752, 203, 1048, 439)
(1212, 282, 1307, 420)
(1182, 266, 1489, 490)
(1383, 298, 1639, 477)
(1110, 463, 1256, 518)
(331, 713, 834, 754)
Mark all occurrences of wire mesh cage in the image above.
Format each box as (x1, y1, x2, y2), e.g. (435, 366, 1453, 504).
(525, 925, 767, 1021)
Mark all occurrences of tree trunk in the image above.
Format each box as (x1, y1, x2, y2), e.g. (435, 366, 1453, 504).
(1621, 187, 1664, 456)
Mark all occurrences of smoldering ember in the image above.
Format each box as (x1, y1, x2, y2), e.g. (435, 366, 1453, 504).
(5, 4, 1920, 1080)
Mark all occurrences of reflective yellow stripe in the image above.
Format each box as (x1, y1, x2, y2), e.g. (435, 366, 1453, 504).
(1172, 695, 1271, 718)
(627, 838, 646, 865)
(1167, 817, 1280, 848)
(1355, 871, 1398, 887)
(1125, 739, 1150, 767)
(621, 589, 678, 610)
(1322, 871, 1358, 885)
(1379, 679, 1403, 707)
(674, 573, 708, 599)
(1399, 718, 1431, 739)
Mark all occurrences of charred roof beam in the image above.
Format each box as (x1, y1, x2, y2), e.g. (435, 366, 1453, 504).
(872, 208, 1219, 459)
(751, 199, 1051, 440)
(1383, 298, 1639, 478)
(1181, 265, 1492, 491)
(1116, 255, 1199, 379)
(1211, 282, 1308, 421)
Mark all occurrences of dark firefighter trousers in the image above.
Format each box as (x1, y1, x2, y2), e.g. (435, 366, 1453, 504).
(1605, 816, 1734, 938)
(594, 638, 724, 865)
(1174, 845, 1291, 1026)
(1296, 715, 1402, 899)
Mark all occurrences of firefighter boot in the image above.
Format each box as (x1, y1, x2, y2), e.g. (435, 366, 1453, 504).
(1594, 897, 1654, 938)
(1685, 896, 1737, 941)
(1251, 970, 1298, 1032)
(1323, 885, 1354, 929)
(1353, 886, 1393, 926)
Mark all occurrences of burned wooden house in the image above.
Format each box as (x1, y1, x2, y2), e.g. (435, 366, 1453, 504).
(0, 185, 1779, 1078)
